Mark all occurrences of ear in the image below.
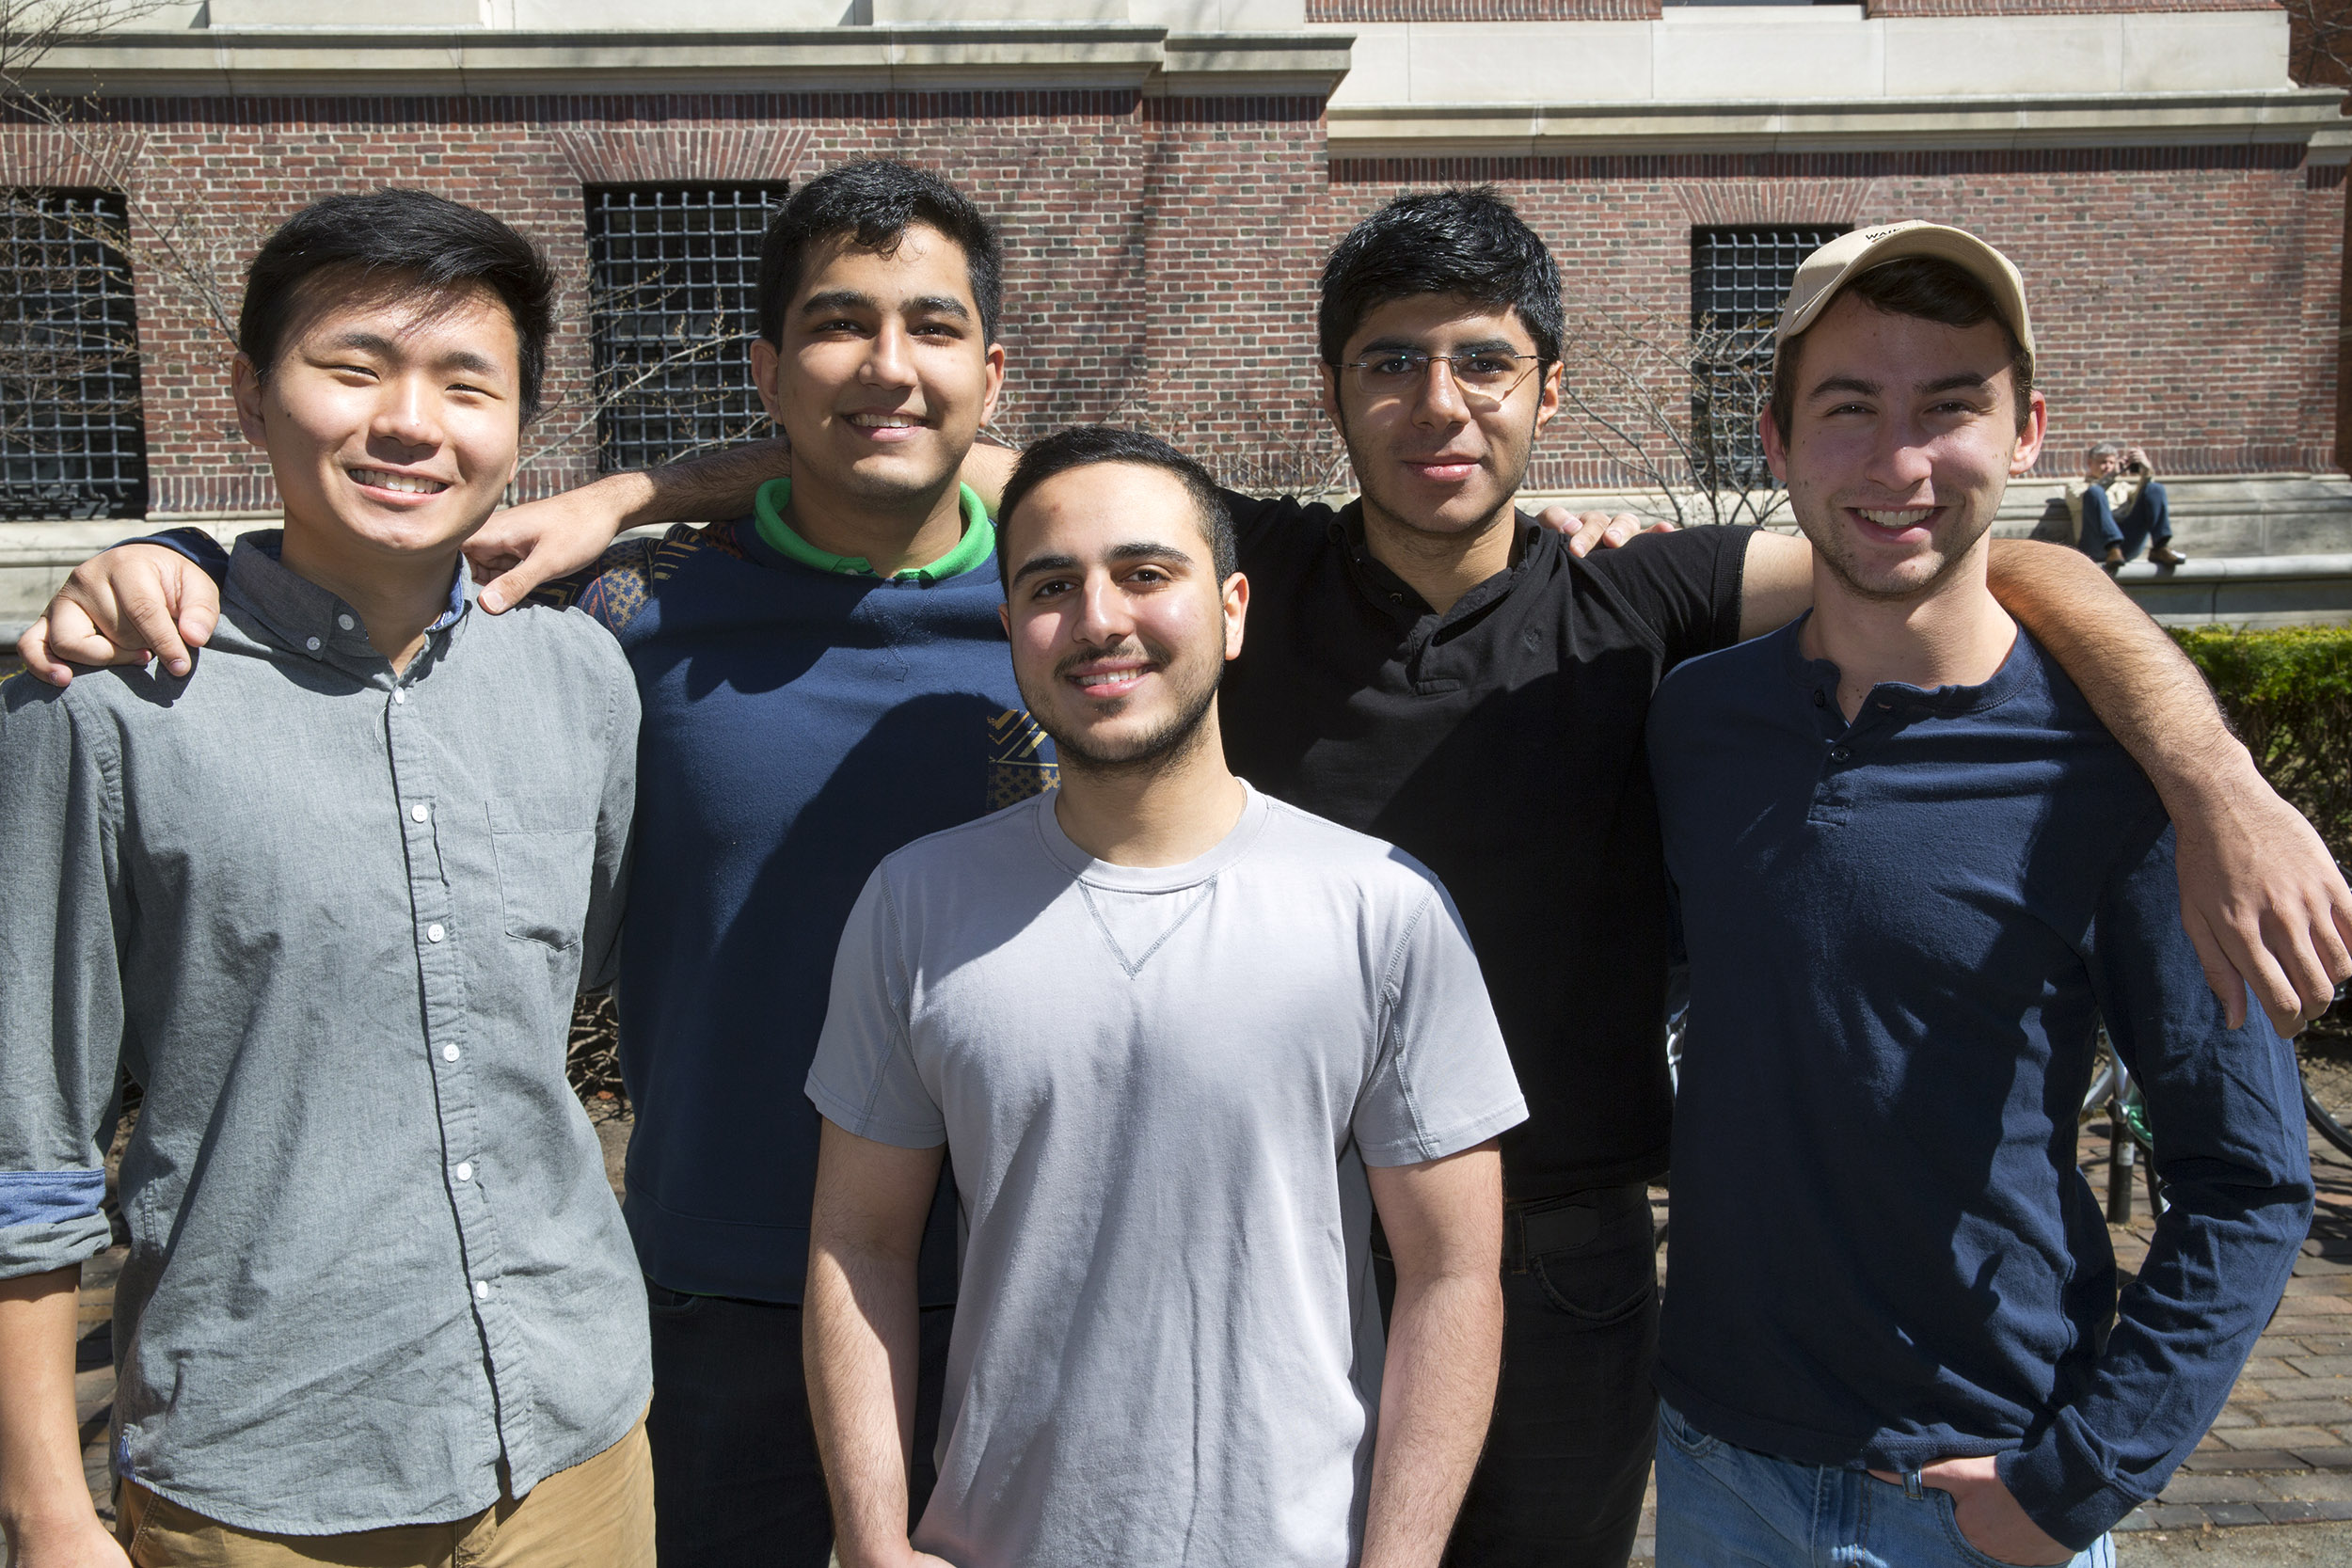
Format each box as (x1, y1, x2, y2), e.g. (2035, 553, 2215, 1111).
(1533, 358, 1564, 434)
(979, 340, 1008, 428)
(1317, 362, 1343, 433)
(2010, 388, 2049, 478)
(997, 600, 1012, 640)
(1759, 405, 1792, 490)
(230, 354, 270, 449)
(750, 338, 784, 424)
(1221, 571, 1249, 662)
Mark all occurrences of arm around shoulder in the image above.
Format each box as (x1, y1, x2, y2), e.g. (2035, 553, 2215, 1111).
(1985, 539, 2352, 1033)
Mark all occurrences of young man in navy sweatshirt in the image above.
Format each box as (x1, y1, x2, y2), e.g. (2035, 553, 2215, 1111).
(1645, 224, 2313, 1565)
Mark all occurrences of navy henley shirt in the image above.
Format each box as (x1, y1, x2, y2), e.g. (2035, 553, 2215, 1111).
(1645, 616, 2312, 1547)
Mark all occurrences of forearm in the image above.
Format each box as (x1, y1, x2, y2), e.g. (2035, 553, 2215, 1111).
(1359, 1265, 1503, 1568)
(2002, 1179, 2310, 1545)
(1984, 539, 2253, 809)
(805, 1241, 925, 1568)
(612, 436, 793, 529)
(0, 1266, 98, 1543)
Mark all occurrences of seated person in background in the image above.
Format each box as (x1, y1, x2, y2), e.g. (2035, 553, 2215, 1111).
(2069, 439, 2183, 567)
(0, 191, 649, 1568)
(1646, 223, 2309, 1567)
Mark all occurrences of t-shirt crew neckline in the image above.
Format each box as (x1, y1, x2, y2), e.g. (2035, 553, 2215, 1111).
(1031, 780, 1274, 893)
(751, 476, 994, 584)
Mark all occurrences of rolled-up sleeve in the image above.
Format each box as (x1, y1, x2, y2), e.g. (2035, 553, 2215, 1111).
(0, 676, 127, 1277)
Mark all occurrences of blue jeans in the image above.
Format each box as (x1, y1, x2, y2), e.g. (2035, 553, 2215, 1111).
(2078, 480, 2170, 562)
(1653, 1402, 2114, 1568)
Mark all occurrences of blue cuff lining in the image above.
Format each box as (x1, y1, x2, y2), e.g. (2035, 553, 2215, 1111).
(0, 1169, 107, 1227)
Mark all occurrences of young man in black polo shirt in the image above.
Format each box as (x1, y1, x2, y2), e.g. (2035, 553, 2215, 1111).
(28, 188, 2352, 1568)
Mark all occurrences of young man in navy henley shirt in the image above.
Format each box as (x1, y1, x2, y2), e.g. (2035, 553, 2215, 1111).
(1645, 224, 2313, 1565)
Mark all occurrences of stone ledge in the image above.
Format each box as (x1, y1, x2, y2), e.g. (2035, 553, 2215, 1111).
(22, 24, 1353, 99)
(1327, 87, 2349, 156)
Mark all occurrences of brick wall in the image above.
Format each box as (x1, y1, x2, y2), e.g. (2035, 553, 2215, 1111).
(0, 96, 2342, 517)
(1335, 147, 2344, 487)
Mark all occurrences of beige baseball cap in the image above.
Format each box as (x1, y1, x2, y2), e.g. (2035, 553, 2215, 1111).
(1775, 220, 2034, 358)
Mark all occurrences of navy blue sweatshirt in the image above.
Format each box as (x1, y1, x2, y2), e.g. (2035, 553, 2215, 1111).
(1645, 618, 2312, 1547)
(149, 515, 1052, 1303)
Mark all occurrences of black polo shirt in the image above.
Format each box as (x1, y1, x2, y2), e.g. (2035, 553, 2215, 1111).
(1221, 497, 1749, 1198)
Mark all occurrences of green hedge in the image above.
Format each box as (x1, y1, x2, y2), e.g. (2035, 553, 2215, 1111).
(2172, 626, 2352, 867)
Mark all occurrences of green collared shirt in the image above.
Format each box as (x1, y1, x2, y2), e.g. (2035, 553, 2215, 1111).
(754, 478, 995, 584)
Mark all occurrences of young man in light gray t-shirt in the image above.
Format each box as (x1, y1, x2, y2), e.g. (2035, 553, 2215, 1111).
(803, 426, 1526, 1568)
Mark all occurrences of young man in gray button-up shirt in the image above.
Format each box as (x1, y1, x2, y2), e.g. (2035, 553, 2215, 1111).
(0, 192, 651, 1567)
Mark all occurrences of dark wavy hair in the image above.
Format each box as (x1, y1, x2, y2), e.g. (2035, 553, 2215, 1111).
(756, 159, 1003, 346)
(995, 425, 1236, 594)
(1319, 186, 1565, 368)
(238, 189, 557, 422)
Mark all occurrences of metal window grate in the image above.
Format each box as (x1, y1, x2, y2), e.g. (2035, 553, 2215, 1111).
(1690, 224, 1848, 489)
(0, 190, 148, 520)
(586, 184, 789, 474)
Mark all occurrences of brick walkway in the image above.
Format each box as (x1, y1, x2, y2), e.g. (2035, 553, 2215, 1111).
(72, 1115, 2352, 1553)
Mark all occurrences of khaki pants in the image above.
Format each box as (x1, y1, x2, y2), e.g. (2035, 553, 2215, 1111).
(118, 1418, 654, 1568)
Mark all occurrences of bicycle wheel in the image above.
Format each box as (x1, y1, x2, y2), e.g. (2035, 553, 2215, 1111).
(2299, 1021, 2352, 1160)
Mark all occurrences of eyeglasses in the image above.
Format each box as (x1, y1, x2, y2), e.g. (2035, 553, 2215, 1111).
(1327, 349, 1547, 410)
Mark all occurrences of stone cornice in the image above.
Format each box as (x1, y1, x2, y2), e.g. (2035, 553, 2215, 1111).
(21, 25, 1354, 99)
(1327, 86, 2351, 157)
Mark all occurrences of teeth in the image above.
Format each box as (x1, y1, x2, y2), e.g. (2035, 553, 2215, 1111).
(1075, 670, 1143, 687)
(850, 414, 921, 428)
(352, 468, 449, 495)
(1859, 508, 1930, 528)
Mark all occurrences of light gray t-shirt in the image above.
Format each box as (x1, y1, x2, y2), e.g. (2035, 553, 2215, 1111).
(806, 784, 1526, 1568)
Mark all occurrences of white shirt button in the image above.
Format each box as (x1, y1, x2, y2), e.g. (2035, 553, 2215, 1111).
(304, 636, 321, 652)
(425, 923, 445, 943)
(393, 689, 407, 705)
(442, 1043, 460, 1062)
(337, 613, 356, 630)
(473, 1280, 489, 1302)
(411, 803, 429, 822)
(454, 1162, 473, 1182)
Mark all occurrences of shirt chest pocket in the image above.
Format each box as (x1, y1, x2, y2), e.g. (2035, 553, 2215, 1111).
(487, 798, 596, 951)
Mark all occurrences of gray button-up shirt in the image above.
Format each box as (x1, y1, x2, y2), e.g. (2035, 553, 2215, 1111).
(0, 535, 649, 1534)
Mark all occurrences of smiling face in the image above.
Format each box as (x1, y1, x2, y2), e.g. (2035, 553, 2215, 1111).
(999, 461, 1248, 773)
(752, 222, 1005, 512)
(1320, 293, 1562, 543)
(1764, 290, 2046, 603)
(233, 278, 523, 563)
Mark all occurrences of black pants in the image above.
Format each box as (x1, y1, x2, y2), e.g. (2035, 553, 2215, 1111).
(1379, 1181, 1661, 1568)
(643, 1280, 954, 1568)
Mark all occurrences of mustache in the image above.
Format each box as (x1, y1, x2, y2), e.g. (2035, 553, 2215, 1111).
(1053, 639, 1158, 680)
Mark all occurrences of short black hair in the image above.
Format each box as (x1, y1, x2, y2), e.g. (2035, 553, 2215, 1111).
(238, 189, 557, 422)
(1318, 186, 1565, 368)
(995, 426, 1236, 595)
(1770, 257, 2036, 440)
(756, 160, 1003, 346)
